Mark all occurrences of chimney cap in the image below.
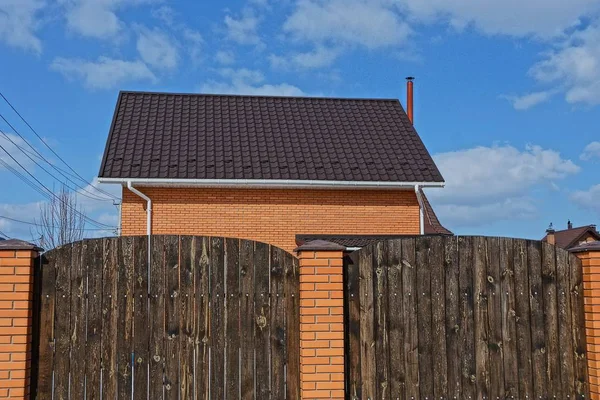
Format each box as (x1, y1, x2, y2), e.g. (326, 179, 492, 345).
(406, 76, 415, 81)
(546, 222, 555, 234)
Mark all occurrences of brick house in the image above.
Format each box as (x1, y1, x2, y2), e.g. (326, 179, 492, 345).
(98, 90, 451, 253)
(543, 221, 600, 250)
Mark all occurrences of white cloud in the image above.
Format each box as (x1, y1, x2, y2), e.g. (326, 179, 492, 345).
(0, 201, 44, 240)
(581, 142, 600, 161)
(284, 0, 411, 49)
(182, 28, 203, 63)
(529, 23, 600, 105)
(201, 68, 306, 96)
(224, 11, 262, 45)
(215, 50, 235, 65)
(0, 133, 36, 171)
(136, 27, 180, 70)
(571, 184, 600, 214)
(269, 46, 342, 70)
(0, 0, 44, 53)
(427, 144, 580, 226)
(400, 0, 600, 39)
(50, 56, 156, 89)
(503, 90, 555, 110)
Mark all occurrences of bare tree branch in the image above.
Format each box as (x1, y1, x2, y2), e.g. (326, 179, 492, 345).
(35, 185, 85, 249)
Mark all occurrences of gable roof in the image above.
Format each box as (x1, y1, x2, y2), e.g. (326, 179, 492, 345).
(542, 225, 600, 249)
(98, 91, 444, 186)
(420, 188, 453, 235)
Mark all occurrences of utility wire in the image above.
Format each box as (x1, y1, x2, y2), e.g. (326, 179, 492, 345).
(0, 142, 115, 229)
(0, 230, 8, 239)
(0, 215, 113, 231)
(0, 91, 120, 200)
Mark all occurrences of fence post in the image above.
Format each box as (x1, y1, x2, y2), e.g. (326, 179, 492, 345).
(0, 239, 42, 399)
(295, 240, 346, 399)
(572, 241, 600, 399)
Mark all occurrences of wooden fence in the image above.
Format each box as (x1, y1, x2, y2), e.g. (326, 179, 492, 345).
(33, 235, 300, 400)
(345, 236, 589, 399)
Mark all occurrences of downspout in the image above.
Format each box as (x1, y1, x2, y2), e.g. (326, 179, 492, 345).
(127, 181, 152, 236)
(415, 185, 425, 235)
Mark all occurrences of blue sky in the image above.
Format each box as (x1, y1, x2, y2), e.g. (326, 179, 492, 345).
(0, 0, 599, 242)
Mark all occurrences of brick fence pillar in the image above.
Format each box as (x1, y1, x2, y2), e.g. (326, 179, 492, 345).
(0, 239, 42, 399)
(295, 240, 346, 399)
(572, 241, 600, 399)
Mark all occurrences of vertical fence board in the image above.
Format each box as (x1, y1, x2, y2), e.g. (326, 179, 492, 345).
(133, 236, 149, 400)
(179, 237, 195, 400)
(569, 253, 589, 397)
(53, 244, 71, 400)
(194, 237, 210, 400)
(541, 243, 561, 398)
(557, 248, 575, 395)
(373, 242, 390, 399)
(444, 236, 461, 399)
(528, 240, 548, 398)
(210, 237, 226, 399)
(239, 240, 255, 400)
(458, 236, 476, 398)
(401, 238, 419, 399)
(285, 253, 300, 400)
(69, 242, 86, 399)
(254, 241, 271, 399)
(514, 239, 534, 398)
(226, 238, 241, 400)
(430, 236, 448, 399)
(386, 240, 405, 400)
(473, 237, 490, 398)
(359, 243, 375, 399)
(270, 246, 286, 399)
(86, 240, 103, 400)
(36, 254, 56, 400)
(416, 237, 434, 399)
(102, 238, 119, 399)
(149, 236, 166, 400)
(164, 236, 180, 399)
(345, 251, 361, 399)
(500, 238, 518, 397)
(486, 237, 504, 399)
(117, 237, 135, 399)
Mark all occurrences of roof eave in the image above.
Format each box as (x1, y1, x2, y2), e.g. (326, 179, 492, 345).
(98, 177, 446, 190)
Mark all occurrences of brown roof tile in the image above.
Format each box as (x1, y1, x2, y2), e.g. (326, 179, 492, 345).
(542, 225, 600, 249)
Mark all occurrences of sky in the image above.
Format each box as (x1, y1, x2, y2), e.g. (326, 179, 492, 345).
(0, 0, 599, 243)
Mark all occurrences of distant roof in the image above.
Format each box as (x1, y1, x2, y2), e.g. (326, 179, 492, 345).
(542, 225, 600, 249)
(99, 91, 444, 184)
(0, 239, 43, 251)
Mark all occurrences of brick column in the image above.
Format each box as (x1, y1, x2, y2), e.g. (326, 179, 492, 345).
(572, 241, 600, 399)
(0, 240, 41, 399)
(295, 240, 346, 399)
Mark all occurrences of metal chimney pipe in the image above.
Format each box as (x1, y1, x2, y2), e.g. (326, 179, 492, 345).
(406, 77, 415, 124)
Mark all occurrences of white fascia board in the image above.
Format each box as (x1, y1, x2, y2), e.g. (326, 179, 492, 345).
(97, 177, 445, 190)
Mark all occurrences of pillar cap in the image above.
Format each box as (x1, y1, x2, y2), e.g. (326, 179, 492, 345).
(294, 240, 346, 252)
(0, 239, 44, 252)
(569, 241, 600, 253)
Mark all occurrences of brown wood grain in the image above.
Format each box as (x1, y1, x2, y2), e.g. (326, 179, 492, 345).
(373, 242, 390, 399)
(416, 237, 434, 399)
(430, 236, 448, 399)
(132, 236, 149, 400)
(179, 236, 195, 400)
(345, 251, 361, 400)
(569, 252, 589, 397)
(116, 237, 134, 399)
(486, 237, 504, 399)
(163, 236, 180, 399)
(101, 238, 119, 400)
(149, 236, 166, 400)
(210, 237, 226, 399)
(358, 243, 375, 399)
(473, 236, 490, 398)
(401, 238, 419, 399)
(541, 243, 561, 397)
(386, 239, 405, 400)
(239, 239, 255, 400)
(500, 237, 518, 397)
(254, 241, 271, 399)
(285, 251, 300, 400)
(194, 237, 211, 400)
(270, 245, 286, 399)
(35, 252, 56, 400)
(444, 236, 461, 399)
(458, 236, 476, 399)
(225, 238, 241, 399)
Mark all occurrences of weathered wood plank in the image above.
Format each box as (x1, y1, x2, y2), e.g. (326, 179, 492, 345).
(194, 237, 210, 400)
(270, 245, 286, 399)
(149, 236, 166, 400)
(210, 237, 226, 399)
(254, 241, 271, 399)
(500, 237, 518, 397)
(569, 252, 588, 397)
(101, 238, 119, 400)
(86, 240, 103, 400)
(486, 237, 504, 399)
(386, 239, 405, 400)
(401, 238, 419, 399)
(416, 237, 434, 399)
(473, 236, 490, 399)
(53, 244, 72, 400)
(239, 239, 255, 400)
(430, 236, 448, 399)
(117, 237, 135, 399)
(36, 253, 56, 400)
(374, 241, 390, 399)
(69, 242, 86, 399)
(285, 252, 300, 400)
(346, 251, 361, 400)
(541, 243, 561, 398)
(513, 239, 534, 398)
(179, 236, 195, 400)
(133, 236, 149, 400)
(458, 236, 476, 398)
(528, 240, 548, 398)
(226, 238, 241, 400)
(556, 247, 575, 396)
(164, 236, 180, 399)
(444, 236, 461, 399)
(359, 243, 375, 399)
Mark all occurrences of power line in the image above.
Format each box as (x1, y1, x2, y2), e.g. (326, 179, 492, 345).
(0, 91, 120, 201)
(0, 141, 115, 229)
(0, 230, 8, 239)
(0, 215, 114, 231)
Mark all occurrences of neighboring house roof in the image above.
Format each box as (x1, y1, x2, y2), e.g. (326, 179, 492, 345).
(98, 92, 444, 186)
(542, 225, 600, 249)
(0, 239, 43, 251)
(420, 189, 453, 235)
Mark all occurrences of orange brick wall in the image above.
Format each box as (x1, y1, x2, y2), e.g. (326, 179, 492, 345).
(0, 250, 36, 399)
(580, 249, 600, 399)
(121, 187, 420, 253)
(298, 250, 345, 399)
